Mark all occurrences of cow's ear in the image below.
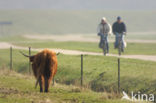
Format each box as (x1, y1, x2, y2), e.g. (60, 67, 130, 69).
(29, 56, 35, 62)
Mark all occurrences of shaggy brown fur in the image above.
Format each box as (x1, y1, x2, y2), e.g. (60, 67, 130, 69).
(29, 49, 58, 92)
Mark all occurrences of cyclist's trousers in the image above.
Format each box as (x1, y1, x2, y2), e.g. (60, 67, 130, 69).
(114, 33, 124, 48)
(99, 34, 109, 52)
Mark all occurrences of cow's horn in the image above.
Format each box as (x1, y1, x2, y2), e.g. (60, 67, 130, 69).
(19, 51, 34, 57)
(56, 52, 60, 55)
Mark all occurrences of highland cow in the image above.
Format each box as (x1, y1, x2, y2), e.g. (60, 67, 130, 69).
(21, 49, 58, 92)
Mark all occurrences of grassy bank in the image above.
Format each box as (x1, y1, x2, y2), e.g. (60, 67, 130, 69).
(0, 70, 129, 103)
(0, 49, 156, 96)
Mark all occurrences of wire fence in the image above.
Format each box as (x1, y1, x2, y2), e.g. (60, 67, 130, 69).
(8, 46, 121, 92)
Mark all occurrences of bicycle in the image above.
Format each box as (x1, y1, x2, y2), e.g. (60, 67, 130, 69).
(117, 33, 124, 55)
(101, 34, 108, 56)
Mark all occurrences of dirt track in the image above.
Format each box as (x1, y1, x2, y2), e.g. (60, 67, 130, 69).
(0, 42, 156, 62)
(24, 35, 156, 43)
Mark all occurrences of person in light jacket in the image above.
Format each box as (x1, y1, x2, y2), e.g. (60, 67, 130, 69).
(97, 17, 112, 53)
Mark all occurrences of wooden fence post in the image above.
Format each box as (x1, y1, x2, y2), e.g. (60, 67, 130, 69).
(118, 58, 120, 93)
(10, 46, 12, 70)
(81, 54, 83, 87)
(29, 47, 31, 74)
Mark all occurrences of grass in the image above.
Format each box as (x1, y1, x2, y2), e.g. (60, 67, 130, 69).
(10, 36, 156, 55)
(1, 35, 156, 55)
(0, 48, 37, 73)
(0, 35, 38, 42)
(56, 54, 156, 94)
(0, 49, 156, 96)
(0, 69, 131, 103)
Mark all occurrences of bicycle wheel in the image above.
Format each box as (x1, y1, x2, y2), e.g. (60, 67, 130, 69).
(118, 39, 121, 56)
(103, 40, 107, 56)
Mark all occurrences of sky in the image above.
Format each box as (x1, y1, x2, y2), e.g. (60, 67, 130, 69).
(0, 0, 156, 10)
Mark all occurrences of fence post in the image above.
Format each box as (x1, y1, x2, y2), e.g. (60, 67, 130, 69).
(10, 46, 12, 70)
(118, 58, 120, 93)
(81, 54, 83, 87)
(29, 47, 31, 74)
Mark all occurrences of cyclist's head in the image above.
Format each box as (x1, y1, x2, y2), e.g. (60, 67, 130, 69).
(117, 16, 122, 23)
(101, 17, 106, 24)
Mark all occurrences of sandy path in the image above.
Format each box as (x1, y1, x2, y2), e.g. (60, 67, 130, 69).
(24, 35, 156, 43)
(0, 42, 156, 62)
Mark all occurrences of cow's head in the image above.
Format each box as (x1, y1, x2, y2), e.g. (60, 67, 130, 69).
(20, 51, 60, 62)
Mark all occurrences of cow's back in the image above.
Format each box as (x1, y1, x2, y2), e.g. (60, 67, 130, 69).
(32, 49, 58, 79)
(44, 50, 57, 78)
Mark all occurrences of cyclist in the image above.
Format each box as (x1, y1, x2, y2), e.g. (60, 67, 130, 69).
(97, 17, 111, 53)
(112, 16, 127, 52)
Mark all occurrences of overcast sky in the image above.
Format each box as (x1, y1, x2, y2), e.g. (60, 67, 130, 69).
(0, 0, 156, 10)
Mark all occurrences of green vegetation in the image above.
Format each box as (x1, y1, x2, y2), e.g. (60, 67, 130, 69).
(0, 36, 156, 102)
(57, 54, 156, 94)
(0, 49, 36, 73)
(126, 33, 156, 40)
(0, 35, 32, 42)
(0, 49, 156, 96)
(0, 70, 129, 103)
(0, 9, 156, 103)
(12, 38, 156, 55)
(1, 35, 155, 55)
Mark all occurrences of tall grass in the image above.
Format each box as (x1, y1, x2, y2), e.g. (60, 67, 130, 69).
(0, 49, 156, 95)
(0, 69, 132, 103)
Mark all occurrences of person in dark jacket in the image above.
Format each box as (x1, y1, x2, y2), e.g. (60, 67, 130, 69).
(112, 16, 127, 51)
